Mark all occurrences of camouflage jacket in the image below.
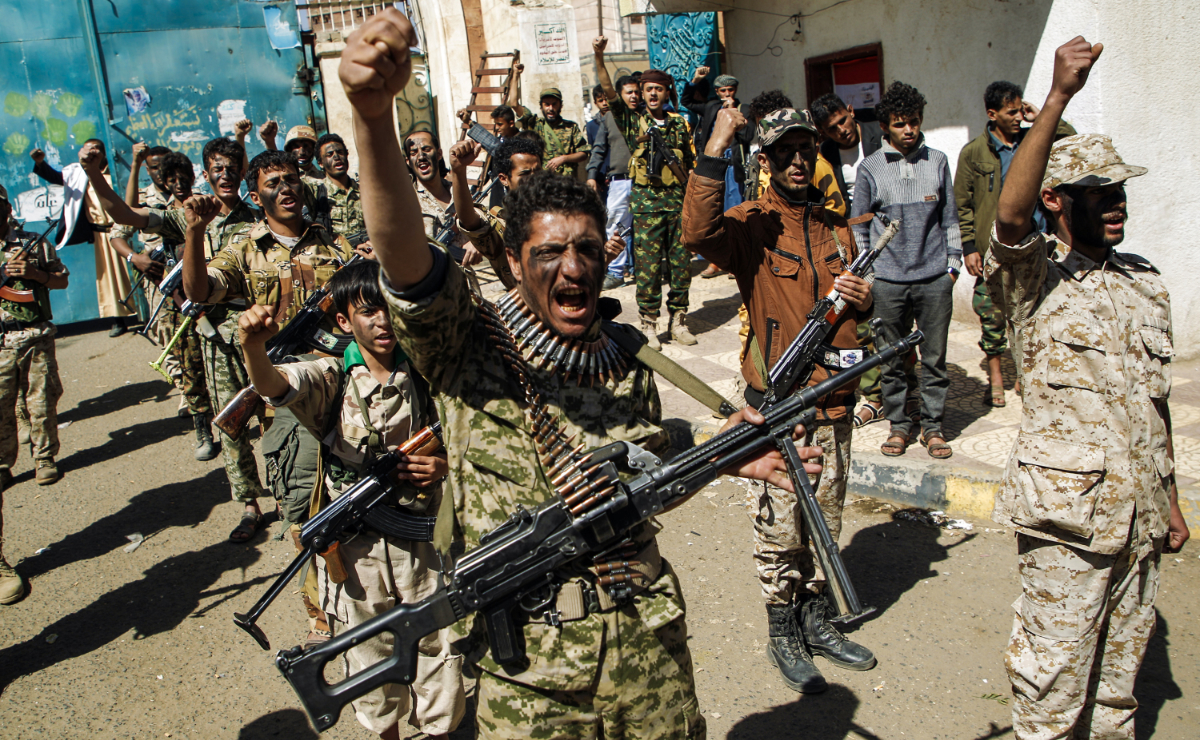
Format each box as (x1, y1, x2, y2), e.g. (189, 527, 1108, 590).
(206, 220, 353, 326)
(518, 113, 590, 177)
(271, 342, 438, 509)
(304, 175, 365, 240)
(456, 205, 506, 260)
(112, 184, 175, 252)
(985, 228, 1173, 555)
(382, 253, 684, 691)
(415, 179, 467, 252)
(0, 227, 67, 328)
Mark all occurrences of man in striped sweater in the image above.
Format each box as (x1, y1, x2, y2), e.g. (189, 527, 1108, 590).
(850, 81, 963, 460)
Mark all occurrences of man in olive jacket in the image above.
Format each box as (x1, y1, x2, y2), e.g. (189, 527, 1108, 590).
(955, 81, 1074, 406)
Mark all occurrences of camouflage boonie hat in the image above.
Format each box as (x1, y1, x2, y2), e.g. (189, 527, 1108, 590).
(285, 125, 318, 147)
(1043, 133, 1147, 190)
(539, 88, 563, 101)
(758, 108, 818, 148)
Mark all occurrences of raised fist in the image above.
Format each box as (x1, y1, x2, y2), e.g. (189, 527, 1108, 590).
(448, 140, 481, 175)
(30, 148, 45, 164)
(1050, 36, 1103, 102)
(258, 120, 279, 144)
(234, 119, 253, 138)
(238, 303, 280, 348)
(132, 142, 149, 164)
(340, 9, 419, 120)
(183, 194, 222, 230)
(693, 65, 710, 83)
(593, 36, 608, 55)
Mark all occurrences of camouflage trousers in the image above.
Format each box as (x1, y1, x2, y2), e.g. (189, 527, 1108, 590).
(476, 610, 705, 740)
(633, 211, 691, 319)
(747, 419, 852, 606)
(973, 277, 1008, 356)
(856, 318, 916, 405)
(0, 326, 62, 471)
(147, 282, 209, 415)
(316, 529, 465, 736)
(1006, 535, 1161, 740)
(200, 317, 266, 502)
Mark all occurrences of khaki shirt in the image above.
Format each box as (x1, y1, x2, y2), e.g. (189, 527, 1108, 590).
(205, 220, 354, 325)
(304, 176, 365, 239)
(112, 184, 175, 252)
(150, 199, 260, 260)
(984, 228, 1173, 555)
(415, 179, 467, 252)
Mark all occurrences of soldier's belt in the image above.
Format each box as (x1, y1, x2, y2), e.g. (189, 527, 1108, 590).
(0, 318, 43, 333)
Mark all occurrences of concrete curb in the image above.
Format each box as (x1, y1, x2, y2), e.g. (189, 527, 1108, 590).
(665, 417, 1200, 529)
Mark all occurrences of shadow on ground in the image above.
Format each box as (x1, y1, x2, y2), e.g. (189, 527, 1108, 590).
(688, 295, 742, 336)
(56, 414, 192, 475)
(58, 379, 173, 426)
(1134, 610, 1179, 740)
(839, 508, 975, 630)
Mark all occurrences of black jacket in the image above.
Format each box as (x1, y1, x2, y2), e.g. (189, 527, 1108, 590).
(818, 114, 884, 211)
(682, 79, 754, 185)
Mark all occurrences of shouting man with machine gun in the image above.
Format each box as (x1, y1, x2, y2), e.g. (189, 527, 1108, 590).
(257, 11, 922, 735)
(683, 106, 897, 693)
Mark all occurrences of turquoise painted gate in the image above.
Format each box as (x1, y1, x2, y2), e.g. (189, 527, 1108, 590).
(0, 0, 318, 324)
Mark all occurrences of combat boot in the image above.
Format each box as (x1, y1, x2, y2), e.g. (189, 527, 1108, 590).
(766, 604, 826, 693)
(640, 316, 662, 351)
(35, 459, 59, 486)
(193, 414, 220, 461)
(798, 591, 877, 670)
(0, 560, 25, 605)
(669, 312, 698, 346)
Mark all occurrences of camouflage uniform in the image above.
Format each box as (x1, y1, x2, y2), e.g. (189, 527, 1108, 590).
(984, 135, 1169, 740)
(0, 227, 66, 472)
(117, 206, 211, 416)
(270, 345, 465, 736)
(456, 205, 518, 290)
(747, 420, 852, 604)
(415, 179, 469, 256)
(304, 175, 365, 240)
(621, 110, 695, 320)
(382, 251, 704, 739)
(972, 279, 1007, 356)
(149, 202, 265, 502)
(519, 112, 591, 178)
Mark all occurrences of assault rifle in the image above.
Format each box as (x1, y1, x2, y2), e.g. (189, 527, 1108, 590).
(119, 242, 174, 313)
(0, 216, 60, 305)
(234, 422, 444, 650)
(212, 278, 353, 438)
(636, 125, 688, 184)
(763, 216, 902, 406)
(138, 258, 219, 342)
(343, 230, 370, 248)
(274, 330, 924, 731)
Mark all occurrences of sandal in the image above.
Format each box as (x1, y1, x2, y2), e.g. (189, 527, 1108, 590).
(229, 511, 264, 542)
(880, 431, 911, 457)
(854, 401, 884, 428)
(700, 264, 728, 279)
(919, 431, 953, 460)
(986, 383, 1006, 407)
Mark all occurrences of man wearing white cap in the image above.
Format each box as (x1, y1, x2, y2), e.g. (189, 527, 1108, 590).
(988, 37, 1189, 740)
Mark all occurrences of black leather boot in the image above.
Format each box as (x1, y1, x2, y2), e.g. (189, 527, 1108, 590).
(766, 604, 827, 693)
(798, 591, 877, 671)
(193, 414, 220, 462)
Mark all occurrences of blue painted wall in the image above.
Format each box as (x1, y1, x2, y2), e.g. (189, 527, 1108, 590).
(0, 0, 318, 324)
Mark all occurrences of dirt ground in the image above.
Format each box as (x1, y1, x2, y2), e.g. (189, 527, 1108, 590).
(0, 325, 1195, 739)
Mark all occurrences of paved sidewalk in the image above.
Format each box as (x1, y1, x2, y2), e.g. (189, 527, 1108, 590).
(520, 259, 1200, 530)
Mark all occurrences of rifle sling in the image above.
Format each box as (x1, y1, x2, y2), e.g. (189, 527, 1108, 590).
(604, 324, 737, 417)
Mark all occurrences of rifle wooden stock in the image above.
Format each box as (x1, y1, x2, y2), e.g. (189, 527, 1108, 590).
(0, 285, 34, 303)
(214, 385, 262, 438)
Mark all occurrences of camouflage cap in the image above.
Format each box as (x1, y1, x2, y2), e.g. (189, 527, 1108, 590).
(758, 108, 818, 149)
(1043, 133, 1147, 190)
(539, 88, 563, 101)
(284, 125, 318, 147)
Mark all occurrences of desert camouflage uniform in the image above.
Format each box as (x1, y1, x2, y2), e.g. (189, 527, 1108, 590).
(382, 250, 704, 739)
(747, 420, 852, 604)
(270, 344, 465, 736)
(985, 215, 1173, 740)
(456, 205, 518, 290)
(415, 179, 469, 256)
(115, 185, 180, 367)
(149, 202, 265, 502)
(519, 113, 591, 178)
(303, 176, 365, 240)
(622, 111, 695, 320)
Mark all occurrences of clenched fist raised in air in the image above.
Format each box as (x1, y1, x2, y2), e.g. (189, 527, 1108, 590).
(339, 9, 420, 120)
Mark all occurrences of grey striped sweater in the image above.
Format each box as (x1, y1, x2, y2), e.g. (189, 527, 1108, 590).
(849, 136, 963, 282)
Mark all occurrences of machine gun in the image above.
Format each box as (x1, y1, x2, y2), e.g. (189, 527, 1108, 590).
(233, 422, 444, 650)
(636, 125, 688, 184)
(0, 216, 60, 304)
(273, 329, 924, 731)
(212, 278, 355, 438)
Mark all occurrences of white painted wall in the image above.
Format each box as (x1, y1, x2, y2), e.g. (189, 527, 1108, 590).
(705, 0, 1200, 358)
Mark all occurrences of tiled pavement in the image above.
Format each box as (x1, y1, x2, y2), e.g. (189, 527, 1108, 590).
(476, 259, 1200, 528)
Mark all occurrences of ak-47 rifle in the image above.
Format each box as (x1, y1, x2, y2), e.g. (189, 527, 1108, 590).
(234, 422, 444, 650)
(636, 125, 689, 184)
(0, 216, 61, 305)
(273, 329, 924, 731)
(138, 258, 218, 343)
(119, 242, 174, 313)
(212, 273, 356, 438)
